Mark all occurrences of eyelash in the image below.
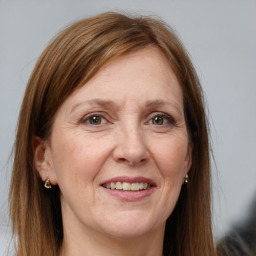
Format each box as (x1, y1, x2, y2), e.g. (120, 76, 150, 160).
(80, 112, 175, 127)
(80, 113, 107, 126)
(148, 113, 175, 126)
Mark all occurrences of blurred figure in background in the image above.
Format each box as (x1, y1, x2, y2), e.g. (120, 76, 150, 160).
(217, 196, 256, 256)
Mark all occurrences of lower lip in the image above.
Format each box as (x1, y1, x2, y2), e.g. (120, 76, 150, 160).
(102, 187, 155, 201)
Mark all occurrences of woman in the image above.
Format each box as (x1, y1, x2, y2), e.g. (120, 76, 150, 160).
(9, 12, 216, 256)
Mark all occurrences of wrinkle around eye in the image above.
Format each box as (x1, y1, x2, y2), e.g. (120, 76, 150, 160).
(144, 114, 187, 135)
(145, 112, 176, 126)
(76, 112, 116, 133)
(81, 114, 107, 125)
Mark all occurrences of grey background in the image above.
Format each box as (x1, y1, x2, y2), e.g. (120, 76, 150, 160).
(1, 0, 256, 254)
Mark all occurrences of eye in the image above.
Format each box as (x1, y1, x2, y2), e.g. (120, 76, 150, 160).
(152, 116, 164, 125)
(81, 113, 107, 126)
(88, 115, 102, 125)
(150, 113, 175, 126)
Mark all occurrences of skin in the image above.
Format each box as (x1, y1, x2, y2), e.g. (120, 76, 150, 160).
(34, 47, 192, 256)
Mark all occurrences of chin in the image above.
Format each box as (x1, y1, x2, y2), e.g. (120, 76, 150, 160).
(103, 225, 154, 240)
(97, 211, 162, 239)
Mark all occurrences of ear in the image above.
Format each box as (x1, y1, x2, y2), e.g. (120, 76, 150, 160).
(33, 136, 57, 185)
(184, 143, 193, 174)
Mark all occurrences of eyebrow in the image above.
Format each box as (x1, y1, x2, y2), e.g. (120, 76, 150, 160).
(145, 99, 167, 108)
(70, 99, 119, 113)
(145, 99, 183, 115)
(70, 98, 183, 115)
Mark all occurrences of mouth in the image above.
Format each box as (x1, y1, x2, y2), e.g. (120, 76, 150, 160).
(101, 176, 156, 194)
(102, 181, 153, 191)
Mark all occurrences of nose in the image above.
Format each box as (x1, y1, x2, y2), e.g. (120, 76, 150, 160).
(113, 125, 149, 166)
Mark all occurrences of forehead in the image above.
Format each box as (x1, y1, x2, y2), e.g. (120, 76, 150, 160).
(60, 47, 184, 113)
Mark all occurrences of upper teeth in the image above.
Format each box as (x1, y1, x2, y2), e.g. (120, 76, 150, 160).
(103, 182, 150, 191)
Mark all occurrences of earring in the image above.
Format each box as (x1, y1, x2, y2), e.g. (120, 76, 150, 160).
(44, 178, 52, 189)
(184, 174, 189, 184)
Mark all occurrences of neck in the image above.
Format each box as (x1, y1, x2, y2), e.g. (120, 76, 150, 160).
(60, 224, 165, 256)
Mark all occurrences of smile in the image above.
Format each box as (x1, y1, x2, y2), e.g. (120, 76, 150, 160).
(100, 176, 156, 201)
(102, 182, 151, 191)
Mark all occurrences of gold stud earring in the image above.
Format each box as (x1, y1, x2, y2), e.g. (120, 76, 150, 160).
(184, 174, 189, 184)
(44, 178, 52, 189)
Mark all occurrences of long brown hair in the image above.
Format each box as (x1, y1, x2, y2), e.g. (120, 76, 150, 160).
(9, 12, 216, 256)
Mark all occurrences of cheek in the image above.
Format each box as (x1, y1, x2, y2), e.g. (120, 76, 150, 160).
(149, 137, 188, 223)
(50, 132, 113, 188)
(150, 135, 189, 178)
(49, 134, 111, 219)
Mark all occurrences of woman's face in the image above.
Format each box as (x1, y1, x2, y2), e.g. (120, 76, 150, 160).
(38, 47, 192, 239)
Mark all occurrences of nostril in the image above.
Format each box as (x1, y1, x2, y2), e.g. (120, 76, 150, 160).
(116, 157, 148, 166)
(117, 158, 136, 166)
